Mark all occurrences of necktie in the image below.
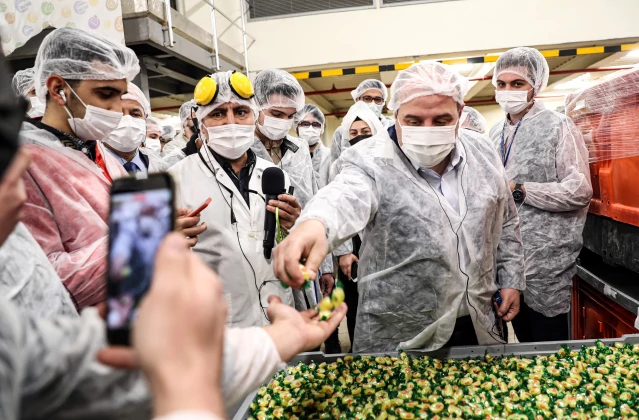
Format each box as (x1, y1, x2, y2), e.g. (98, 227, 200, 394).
(124, 161, 141, 173)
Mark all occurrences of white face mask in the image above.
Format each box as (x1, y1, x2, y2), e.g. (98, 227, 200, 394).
(144, 138, 162, 153)
(298, 126, 322, 146)
(400, 123, 457, 168)
(27, 96, 45, 118)
(495, 90, 532, 115)
(206, 124, 254, 160)
(63, 82, 123, 141)
(257, 113, 293, 140)
(365, 101, 384, 118)
(104, 116, 146, 152)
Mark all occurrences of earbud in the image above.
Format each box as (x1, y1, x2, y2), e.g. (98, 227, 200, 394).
(59, 90, 67, 104)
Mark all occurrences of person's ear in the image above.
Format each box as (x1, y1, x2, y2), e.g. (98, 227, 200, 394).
(46, 75, 68, 106)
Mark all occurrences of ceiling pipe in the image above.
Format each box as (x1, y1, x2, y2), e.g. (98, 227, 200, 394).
(151, 66, 633, 112)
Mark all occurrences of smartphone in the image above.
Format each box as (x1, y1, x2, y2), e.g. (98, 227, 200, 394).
(187, 197, 211, 217)
(106, 173, 175, 346)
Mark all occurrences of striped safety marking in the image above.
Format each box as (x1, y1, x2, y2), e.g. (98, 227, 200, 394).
(291, 44, 639, 80)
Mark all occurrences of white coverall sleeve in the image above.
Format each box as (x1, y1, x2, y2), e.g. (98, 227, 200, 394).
(154, 412, 222, 420)
(496, 175, 527, 291)
(330, 128, 343, 163)
(296, 161, 379, 251)
(221, 327, 286, 408)
(523, 118, 592, 212)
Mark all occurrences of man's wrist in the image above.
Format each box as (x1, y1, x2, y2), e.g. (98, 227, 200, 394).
(150, 376, 224, 418)
(263, 321, 305, 363)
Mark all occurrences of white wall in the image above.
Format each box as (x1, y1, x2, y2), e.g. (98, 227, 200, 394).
(245, 0, 639, 71)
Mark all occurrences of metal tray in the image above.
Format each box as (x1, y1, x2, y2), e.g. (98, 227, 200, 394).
(231, 334, 639, 420)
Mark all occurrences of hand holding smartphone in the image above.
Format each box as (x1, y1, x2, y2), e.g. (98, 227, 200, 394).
(187, 197, 211, 217)
(107, 173, 176, 346)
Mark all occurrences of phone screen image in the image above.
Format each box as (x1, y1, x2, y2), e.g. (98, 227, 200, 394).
(107, 187, 172, 338)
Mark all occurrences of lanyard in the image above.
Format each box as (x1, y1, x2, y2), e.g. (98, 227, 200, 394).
(500, 118, 523, 167)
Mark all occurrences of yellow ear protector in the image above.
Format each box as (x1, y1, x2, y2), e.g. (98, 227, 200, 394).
(193, 70, 254, 106)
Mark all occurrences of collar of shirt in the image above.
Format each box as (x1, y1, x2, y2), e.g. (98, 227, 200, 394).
(32, 119, 96, 162)
(104, 147, 148, 171)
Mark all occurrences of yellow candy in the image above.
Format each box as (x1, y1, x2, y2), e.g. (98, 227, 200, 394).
(319, 310, 332, 321)
(299, 264, 311, 281)
(318, 296, 334, 312)
(331, 287, 345, 306)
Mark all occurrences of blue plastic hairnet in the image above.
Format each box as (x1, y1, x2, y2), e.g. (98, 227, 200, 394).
(34, 27, 139, 101)
(492, 47, 550, 94)
(12, 68, 36, 97)
(294, 104, 325, 128)
(254, 69, 305, 112)
(195, 71, 257, 121)
(122, 82, 151, 117)
(350, 79, 388, 102)
(461, 106, 487, 134)
(388, 61, 469, 111)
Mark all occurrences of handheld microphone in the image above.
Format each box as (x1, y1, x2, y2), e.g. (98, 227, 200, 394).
(262, 167, 286, 259)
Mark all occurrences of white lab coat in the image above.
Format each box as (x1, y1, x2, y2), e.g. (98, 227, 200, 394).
(297, 129, 526, 353)
(169, 147, 295, 328)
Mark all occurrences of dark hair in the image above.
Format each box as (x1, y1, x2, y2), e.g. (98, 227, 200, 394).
(353, 117, 363, 123)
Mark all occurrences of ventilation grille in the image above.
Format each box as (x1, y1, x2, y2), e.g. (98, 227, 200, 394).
(249, 0, 374, 19)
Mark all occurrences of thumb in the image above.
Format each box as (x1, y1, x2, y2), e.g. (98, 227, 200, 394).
(151, 233, 190, 295)
(354, 255, 360, 263)
(303, 240, 327, 277)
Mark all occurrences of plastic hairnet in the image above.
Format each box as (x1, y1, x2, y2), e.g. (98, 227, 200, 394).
(161, 125, 176, 140)
(388, 61, 469, 111)
(12, 68, 36, 97)
(179, 99, 197, 127)
(34, 27, 140, 101)
(121, 82, 151, 117)
(341, 101, 384, 137)
(350, 79, 388, 102)
(294, 104, 325, 128)
(254, 69, 305, 112)
(146, 117, 162, 134)
(492, 47, 550, 94)
(196, 71, 257, 121)
(461, 106, 487, 134)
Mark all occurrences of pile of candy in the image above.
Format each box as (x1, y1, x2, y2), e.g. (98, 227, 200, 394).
(249, 341, 639, 419)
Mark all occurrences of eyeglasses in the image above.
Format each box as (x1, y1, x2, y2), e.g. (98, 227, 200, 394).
(298, 121, 322, 129)
(361, 95, 384, 105)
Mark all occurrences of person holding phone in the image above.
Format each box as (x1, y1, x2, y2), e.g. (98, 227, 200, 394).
(170, 71, 303, 328)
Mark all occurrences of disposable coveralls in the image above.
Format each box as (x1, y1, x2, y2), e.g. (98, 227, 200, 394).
(0, 296, 285, 420)
(489, 100, 591, 317)
(461, 106, 487, 134)
(489, 47, 592, 318)
(0, 223, 78, 317)
(330, 79, 394, 163)
(20, 123, 127, 308)
(297, 63, 526, 352)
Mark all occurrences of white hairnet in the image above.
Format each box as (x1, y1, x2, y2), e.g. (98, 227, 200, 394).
(195, 71, 257, 122)
(461, 106, 487, 134)
(254, 69, 305, 112)
(341, 101, 385, 137)
(492, 47, 550, 94)
(294, 104, 325, 128)
(146, 117, 161, 134)
(179, 99, 197, 127)
(388, 61, 469, 111)
(161, 125, 176, 141)
(34, 27, 140, 101)
(12, 68, 36, 97)
(350, 79, 388, 103)
(122, 82, 151, 117)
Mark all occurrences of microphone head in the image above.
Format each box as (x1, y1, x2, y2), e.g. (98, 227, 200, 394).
(262, 167, 285, 195)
